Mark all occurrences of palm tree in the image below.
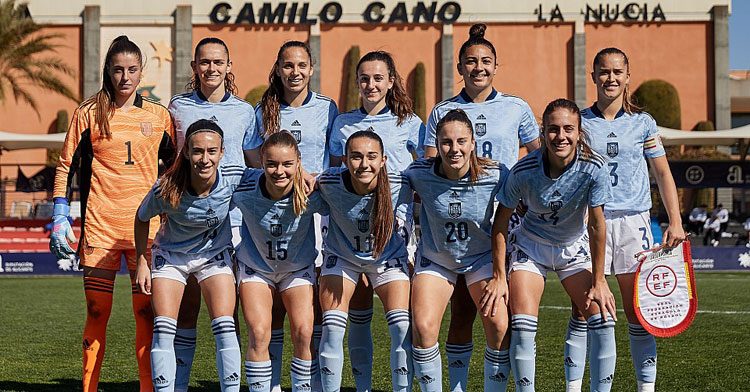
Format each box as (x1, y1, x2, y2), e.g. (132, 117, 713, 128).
(0, 0, 78, 116)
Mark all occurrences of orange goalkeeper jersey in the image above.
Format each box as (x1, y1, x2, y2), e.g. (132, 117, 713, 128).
(53, 94, 175, 250)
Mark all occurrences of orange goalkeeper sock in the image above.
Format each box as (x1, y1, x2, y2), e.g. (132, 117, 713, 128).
(132, 280, 155, 392)
(82, 277, 114, 392)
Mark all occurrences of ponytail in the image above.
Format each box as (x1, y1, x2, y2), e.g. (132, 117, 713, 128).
(187, 37, 238, 96)
(435, 109, 493, 184)
(260, 131, 308, 216)
(593, 47, 642, 114)
(261, 41, 314, 137)
(357, 51, 414, 126)
(345, 130, 394, 258)
(80, 35, 142, 138)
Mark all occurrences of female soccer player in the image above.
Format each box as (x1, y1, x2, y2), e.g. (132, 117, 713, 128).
(244, 41, 338, 392)
(494, 98, 617, 392)
(328, 50, 424, 391)
(318, 130, 413, 392)
(50, 36, 175, 392)
(167, 37, 255, 392)
(234, 131, 327, 392)
(563, 48, 685, 392)
(135, 119, 244, 392)
(422, 23, 540, 392)
(404, 109, 510, 392)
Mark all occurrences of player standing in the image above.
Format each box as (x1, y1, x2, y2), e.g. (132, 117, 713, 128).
(563, 48, 685, 392)
(421, 23, 540, 392)
(244, 41, 339, 392)
(317, 131, 413, 392)
(50, 36, 175, 392)
(405, 109, 510, 392)
(135, 119, 244, 392)
(327, 51, 424, 391)
(167, 37, 255, 392)
(494, 98, 617, 392)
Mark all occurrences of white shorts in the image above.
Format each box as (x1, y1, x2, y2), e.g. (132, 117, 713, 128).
(508, 228, 591, 281)
(314, 214, 328, 268)
(414, 255, 493, 287)
(237, 262, 315, 292)
(320, 251, 410, 289)
(396, 215, 417, 264)
(151, 247, 234, 285)
(605, 210, 653, 275)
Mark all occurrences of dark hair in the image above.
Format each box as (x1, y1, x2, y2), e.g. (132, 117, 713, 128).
(356, 51, 414, 126)
(159, 119, 225, 207)
(260, 131, 308, 216)
(187, 37, 238, 96)
(458, 23, 497, 63)
(345, 130, 393, 258)
(593, 47, 641, 114)
(435, 109, 494, 184)
(261, 41, 314, 137)
(79, 36, 142, 139)
(540, 98, 597, 161)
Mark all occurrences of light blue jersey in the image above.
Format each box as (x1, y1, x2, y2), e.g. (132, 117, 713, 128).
(318, 167, 412, 266)
(423, 89, 539, 167)
(582, 105, 666, 213)
(244, 91, 339, 174)
(403, 158, 508, 272)
(498, 149, 613, 246)
(137, 164, 246, 255)
(329, 106, 425, 172)
(169, 91, 256, 227)
(232, 169, 328, 274)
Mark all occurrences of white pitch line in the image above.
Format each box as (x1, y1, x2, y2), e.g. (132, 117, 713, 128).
(539, 305, 750, 315)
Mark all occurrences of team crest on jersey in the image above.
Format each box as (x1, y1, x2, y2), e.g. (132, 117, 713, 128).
(606, 142, 619, 158)
(475, 122, 487, 137)
(141, 122, 153, 137)
(154, 255, 166, 270)
(549, 200, 563, 212)
(291, 130, 302, 143)
(325, 255, 338, 268)
(270, 213, 282, 237)
(448, 191, 462, 218)
(357, 208, 370, 233)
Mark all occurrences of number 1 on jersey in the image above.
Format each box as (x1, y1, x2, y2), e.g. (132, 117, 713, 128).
(125, 141, 135, 165)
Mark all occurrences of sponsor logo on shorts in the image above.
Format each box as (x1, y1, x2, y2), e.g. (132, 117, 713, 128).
(420, 257, 431, 268)
(515, 250, 529, 264)
(244, 265, 255, 275)
(154, 255, 166, 270)
(325, 255, 338, 268)
(302, 272, 312, 279)
(141, 122, 153, 137)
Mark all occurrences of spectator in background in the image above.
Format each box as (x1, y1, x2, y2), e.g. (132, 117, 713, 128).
(714, 204, 729, 237)
(688, 205, 707, 236)
(704, 216, 720, 247)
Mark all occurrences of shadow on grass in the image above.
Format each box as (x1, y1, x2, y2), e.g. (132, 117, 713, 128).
(0, 379, 389, 392)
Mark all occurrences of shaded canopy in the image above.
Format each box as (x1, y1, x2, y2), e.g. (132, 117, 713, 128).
(0, 131, 65, 151)
(659, 124, 750, 146)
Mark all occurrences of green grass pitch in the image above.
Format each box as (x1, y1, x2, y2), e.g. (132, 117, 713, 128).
(0, 272, 748, 391)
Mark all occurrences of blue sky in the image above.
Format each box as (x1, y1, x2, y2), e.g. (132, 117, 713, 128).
(730, 0, 750, 69)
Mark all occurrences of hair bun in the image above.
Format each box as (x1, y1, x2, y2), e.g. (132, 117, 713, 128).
(469, 24, 486, 40)
(113, 35, 129, 43)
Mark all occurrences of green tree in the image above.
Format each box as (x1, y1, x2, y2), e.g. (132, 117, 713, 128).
(345, 46, 360, 112)
(244, 85, 266, 106)
(413, 62, 426, 122)
(632, 79, 681, 129)
(0, 0, 78, 116)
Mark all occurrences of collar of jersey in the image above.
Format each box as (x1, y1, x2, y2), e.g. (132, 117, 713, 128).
(589, 102, 625, 120)
(186, 169, 221, 197)
(459, 88, 497, 103)
(196, 90, 231, 103)
(134, 93, 144, 108)
(359, 105, 390, 116)
(342, 169, 376, 196)
(540, 149, 578, 179)
(258, 174, 294, 201)
(281, 90, 313, 107)
(432, 157, 472, 181)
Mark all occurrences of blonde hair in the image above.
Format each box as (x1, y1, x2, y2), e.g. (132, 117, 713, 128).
(260, 131, 308, 216)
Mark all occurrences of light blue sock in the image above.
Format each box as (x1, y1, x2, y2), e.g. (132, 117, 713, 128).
(152, 316, 177, 392)
(291, 357, 314, 392)
(564, 317, 588, 382)
(348, 308, 373, 392)
(510, 314, 537, 392)
(312, 325, 323, 391)
(212, 316, 241, 392)
(446, 342, 473, 392)
(269, 329, 284, 391)
(587, 314, 616, 392)
(385, 309, 412, 392)
(484, 347, 510, 391)
(245, 360, 272, 392)
(319, 310, 347, 392)
(174, 328, 197, 392)
(628, 323, 657, 383)
(412, 344, 442, 392)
